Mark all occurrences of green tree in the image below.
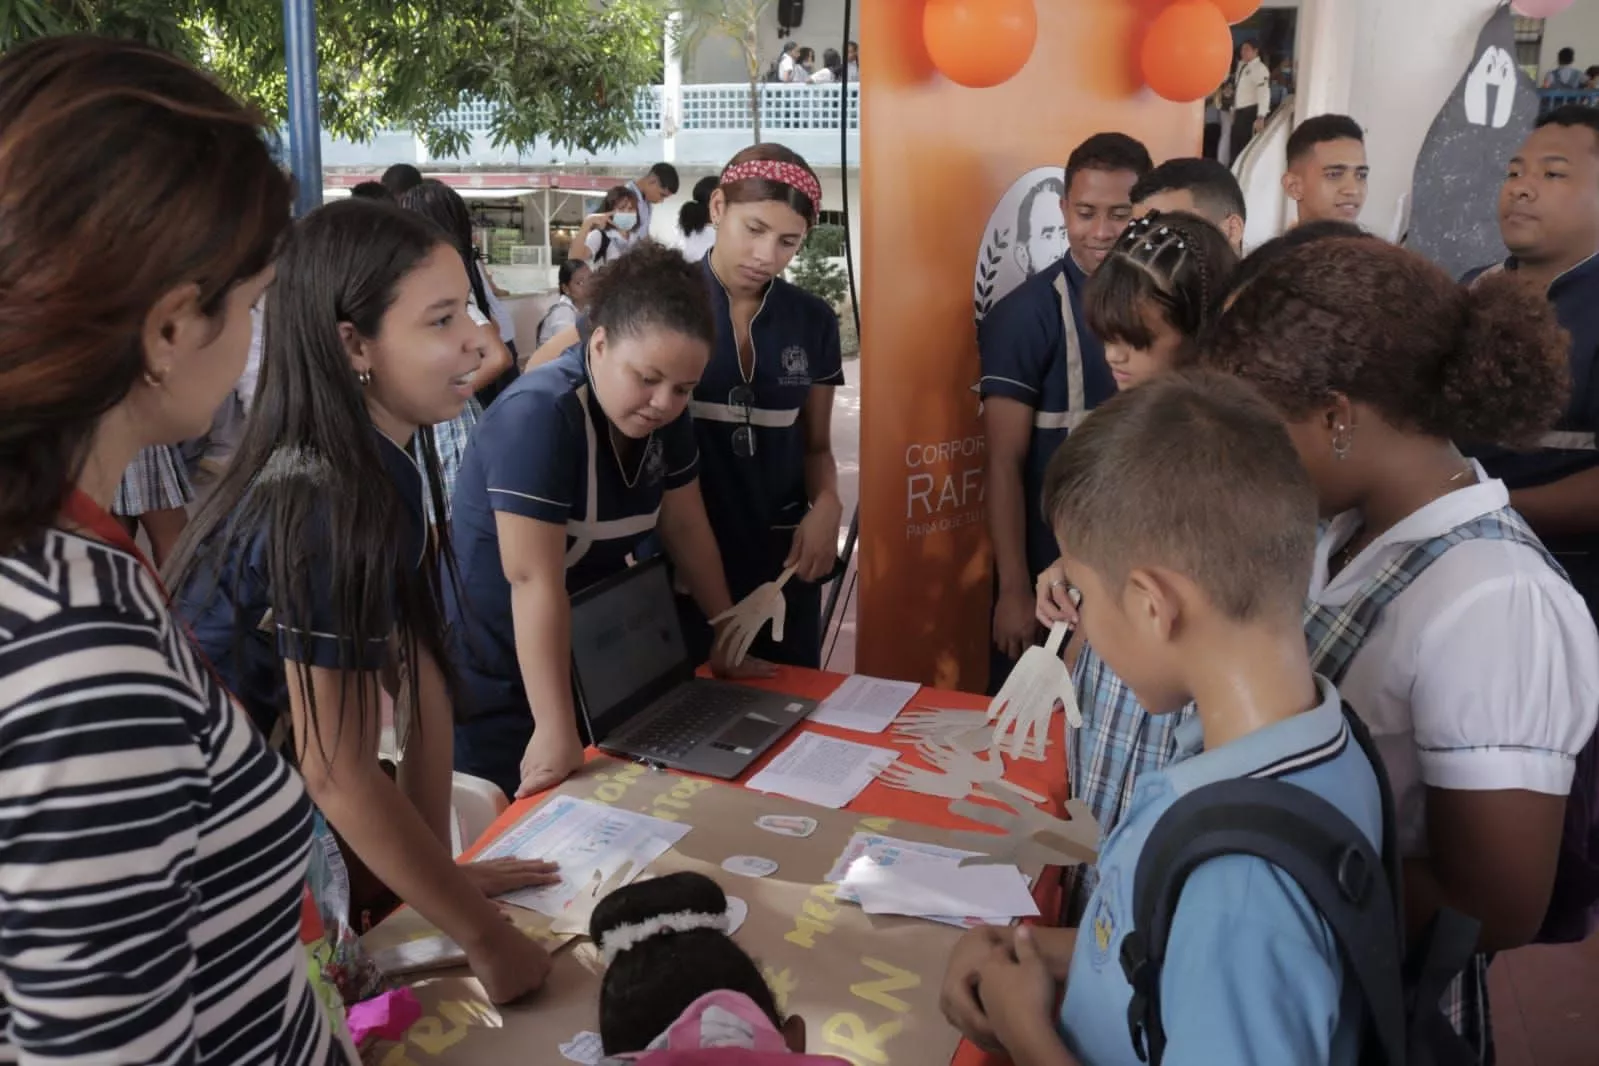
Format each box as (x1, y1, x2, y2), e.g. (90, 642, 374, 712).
(0, 0, 665, 159)
(788, 228, 846, 309)
(671, 0, 776, 143)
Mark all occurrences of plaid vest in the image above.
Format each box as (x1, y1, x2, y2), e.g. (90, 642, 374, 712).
(1303, 506, 1563, 1063)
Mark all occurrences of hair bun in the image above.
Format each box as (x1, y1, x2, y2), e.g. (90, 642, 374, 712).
(1439, 271, 1570, 449)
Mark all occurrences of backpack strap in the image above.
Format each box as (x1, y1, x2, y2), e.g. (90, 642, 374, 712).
(1120, 775, 1407, 1066)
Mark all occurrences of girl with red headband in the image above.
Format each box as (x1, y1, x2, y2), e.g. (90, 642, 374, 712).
(682, 144, 845, 668)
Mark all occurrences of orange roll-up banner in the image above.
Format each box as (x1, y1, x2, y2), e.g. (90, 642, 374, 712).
(856, 1, 1200, 691)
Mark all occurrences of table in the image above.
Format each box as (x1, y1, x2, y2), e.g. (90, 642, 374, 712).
(375, 666, 1071, 1066)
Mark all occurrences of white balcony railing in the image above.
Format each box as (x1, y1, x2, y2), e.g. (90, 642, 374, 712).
(438, 83, 860, 137)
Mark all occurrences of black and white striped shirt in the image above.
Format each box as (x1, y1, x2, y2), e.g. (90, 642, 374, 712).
(0, 530, 354, 1064)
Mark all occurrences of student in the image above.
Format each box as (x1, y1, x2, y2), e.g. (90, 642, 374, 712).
(1207, 236, 1599, 1058)
(943, 372, 1379, 1066)
(168, 200, 557, 1003)
(351, 180, 392, 201)
(679, 174, 720, 263)
(1027, 212, 1238, 924)
(981, 132, 1151, 692)
(1230, 39, 1272, 157)
(1545, 47, 1583, 91)
(446, 243, 762, 800)
(590, 873, 811, 1058)
(1468, 105, 1599, 631)
(1283, 114, 1369, 225)
(1130, 157, 1247, 254)
(681, 144, 844, 669)
(112, 442, 193, 564)
(381, 162, 424, 197)
(0, 35, 352, 1063)
(573, 184, 644, 268)
(626, 161, 681, 248)
(536, 259, 593, 349)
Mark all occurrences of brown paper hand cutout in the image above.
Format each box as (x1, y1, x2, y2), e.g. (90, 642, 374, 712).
(949, 781, 1100, 869)
(710, 566, 796, 667)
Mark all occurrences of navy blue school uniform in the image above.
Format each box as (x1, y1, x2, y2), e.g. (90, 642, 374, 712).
(677, 256, 844, 669)
(978, 254, 1116, 689)
(174, 427, 428, 739)
(446, 344, 700, 796)
(1463, 252, 1599, 624)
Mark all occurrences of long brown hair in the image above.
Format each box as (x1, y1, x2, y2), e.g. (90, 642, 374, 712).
(0, 36, 291, 552)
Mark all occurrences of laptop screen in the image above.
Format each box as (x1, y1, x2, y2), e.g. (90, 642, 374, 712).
(570, 560, 691, 741)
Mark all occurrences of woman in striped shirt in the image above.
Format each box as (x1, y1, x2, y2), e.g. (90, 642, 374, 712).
(0, 37, 352, 1063)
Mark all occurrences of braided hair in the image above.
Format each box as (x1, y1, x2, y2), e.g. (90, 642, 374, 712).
(1083, 210, 1239, 356)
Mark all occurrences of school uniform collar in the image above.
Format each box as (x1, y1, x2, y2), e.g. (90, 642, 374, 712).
(1499, 248, 1599, 296)
(1162, 675, 1347, 796)
(372, 423, 428, 568)
(1311, 460, 1508, 599)
(1060, 250, 1090, 291)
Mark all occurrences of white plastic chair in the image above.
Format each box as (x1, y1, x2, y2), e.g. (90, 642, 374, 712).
(450, 772, 509, 857)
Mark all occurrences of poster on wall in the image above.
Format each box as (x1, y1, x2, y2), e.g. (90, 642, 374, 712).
(857, 0, 1200, 691)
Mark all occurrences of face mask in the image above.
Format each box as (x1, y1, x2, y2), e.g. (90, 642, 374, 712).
(612, 212, 638, 233)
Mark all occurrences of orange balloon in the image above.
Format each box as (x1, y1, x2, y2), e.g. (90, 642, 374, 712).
(923, 0, 1037, 89)
(1141, 0, 1233, 103)
(1211, 0, 1262, 22)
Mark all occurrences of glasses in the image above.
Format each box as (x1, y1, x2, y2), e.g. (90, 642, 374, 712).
(729, 385, 757, 459)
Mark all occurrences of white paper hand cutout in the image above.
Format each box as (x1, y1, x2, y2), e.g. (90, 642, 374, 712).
(987, 621, 1080, 759)
(710, 566, 796, 668)
(891, 709, 1047, 761)
(877, 760, 977, 800)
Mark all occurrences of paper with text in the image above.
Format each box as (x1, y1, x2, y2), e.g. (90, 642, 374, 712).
(808, 674, 922, 734)
(744, 733, 899, 809)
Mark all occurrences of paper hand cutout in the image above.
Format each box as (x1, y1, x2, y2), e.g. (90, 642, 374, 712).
(878, 760, 978, 800)
(710, 566, 797, 668)
(987, 621, 1081, 759)
(914, 740, 1049, 805)
(949, 782, 1101, 869)
(892, 709, 1047, 761)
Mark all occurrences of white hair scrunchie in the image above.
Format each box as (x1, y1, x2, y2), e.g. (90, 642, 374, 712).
(597, 909, 731, 966)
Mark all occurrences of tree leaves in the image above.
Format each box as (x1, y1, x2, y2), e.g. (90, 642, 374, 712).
(0, 0, 664, 157)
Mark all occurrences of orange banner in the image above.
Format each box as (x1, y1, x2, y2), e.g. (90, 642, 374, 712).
(857, 1, 1201, 691)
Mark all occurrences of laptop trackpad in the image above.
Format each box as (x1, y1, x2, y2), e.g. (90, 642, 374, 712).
(710, 715, 782, 753)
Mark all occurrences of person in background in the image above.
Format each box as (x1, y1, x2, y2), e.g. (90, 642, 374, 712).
(1545, 47, 1584, 91)
(810, 48, 844, 84)
(626, 161, 681, 248)
(679, 174, 720, 262)
(773, 41, 800, 84)
(0, 35, 353, 1063)
(791, 48, 816, 83)
(1585, 65, 1599, 90)
(944, 372, 1378, 1066)
(1130, 157, 1248, 254)
(1283, 113, 1369, 225)
(381, 162, 423, 198)
(572, 184, 643, 268)
(1203, 85, 1225, 161)
(1209, 235, 1598, 1063)
(1467, 105, 1599, 633)
(535, 259, 592, 349)
(846, 40, 860, 82)
(350, 180, 392, 201)
(590, 873, 809, 1058)
(682, 144, 844, 670)
(169, 200, 558, 1002)
(1231, 39, 1272, 160)
(112, 444, 193, 565)
(980, 131, 1151, 692)
(445, 244, 765, 800)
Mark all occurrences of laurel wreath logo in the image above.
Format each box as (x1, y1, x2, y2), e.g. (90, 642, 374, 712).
(974, 225, 1010, 325)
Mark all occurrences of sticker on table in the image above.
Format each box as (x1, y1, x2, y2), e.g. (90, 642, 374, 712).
(722, 854, 780, 878)
(726, 895, 749, 936)
(559, 1030, 604, 1065)
(755, 814, 818, 838)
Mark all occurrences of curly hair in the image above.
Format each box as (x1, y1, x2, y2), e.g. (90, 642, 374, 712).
(587, 240, 715, 348)
(1205, 238, 1570, 449)
(1083, 210, 1238, 359)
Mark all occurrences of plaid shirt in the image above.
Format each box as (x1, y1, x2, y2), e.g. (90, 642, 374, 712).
(420, 400, 481, 521)
(112, 444, 193, 517)
(1062, 643, 1192, 923)
(1306, 506, 1559, 1065)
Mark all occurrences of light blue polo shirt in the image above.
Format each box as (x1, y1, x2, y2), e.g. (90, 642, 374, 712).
(1059, 677, 1382, 1066)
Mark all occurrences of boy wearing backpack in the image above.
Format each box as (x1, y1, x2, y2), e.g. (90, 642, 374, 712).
(942, 371, 1383, 1066)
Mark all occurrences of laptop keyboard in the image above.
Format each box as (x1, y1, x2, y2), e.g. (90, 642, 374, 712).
(618, 686, 754, 761)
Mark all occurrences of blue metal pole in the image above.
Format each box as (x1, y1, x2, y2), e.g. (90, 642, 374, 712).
(283, 0, 322, 217)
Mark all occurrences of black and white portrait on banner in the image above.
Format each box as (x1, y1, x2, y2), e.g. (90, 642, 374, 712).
(974, 167, 1067, 326)
(1406, 3, 1537, 279)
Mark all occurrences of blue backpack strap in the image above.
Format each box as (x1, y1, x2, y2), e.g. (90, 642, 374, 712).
(1306, 509, 1561, 684)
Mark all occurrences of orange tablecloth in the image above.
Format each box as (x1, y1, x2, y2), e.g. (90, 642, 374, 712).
(462, 665, 1071, 1066)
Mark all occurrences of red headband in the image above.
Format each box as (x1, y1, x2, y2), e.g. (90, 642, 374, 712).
(719, 160, 822, 215)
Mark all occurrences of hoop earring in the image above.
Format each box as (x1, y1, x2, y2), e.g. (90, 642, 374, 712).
(357, 368, 373, 387)
(1332, 424, 1353, 460)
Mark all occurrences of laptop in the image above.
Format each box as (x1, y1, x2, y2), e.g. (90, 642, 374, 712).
(569, 557, 815, 779)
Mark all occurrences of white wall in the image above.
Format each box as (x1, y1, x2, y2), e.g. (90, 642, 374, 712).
(1540, 4, 1599, 74)
(684, 0, 859, 85)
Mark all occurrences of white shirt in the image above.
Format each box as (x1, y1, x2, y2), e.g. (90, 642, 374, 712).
(1234, 56, 1272, 113)
(584, 227, 629, 266)
(778, 54, 796, 83)
(810, 67, 836, 84)
(1309, 468, 1599, 856)
(477, 262, 515, 344)
(682, 226, 716, 263)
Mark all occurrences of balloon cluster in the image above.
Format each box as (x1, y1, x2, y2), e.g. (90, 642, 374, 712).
(922, 0, 1038, 90)
(1139, 0, 1260, 103)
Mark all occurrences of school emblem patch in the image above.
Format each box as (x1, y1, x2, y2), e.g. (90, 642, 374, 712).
(1088, 868, 1121, 971)
(644, 437, 666, 483)
(779, 345, 810, 385)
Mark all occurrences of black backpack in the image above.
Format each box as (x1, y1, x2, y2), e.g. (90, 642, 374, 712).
(1117, 704, 1481, 1066)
